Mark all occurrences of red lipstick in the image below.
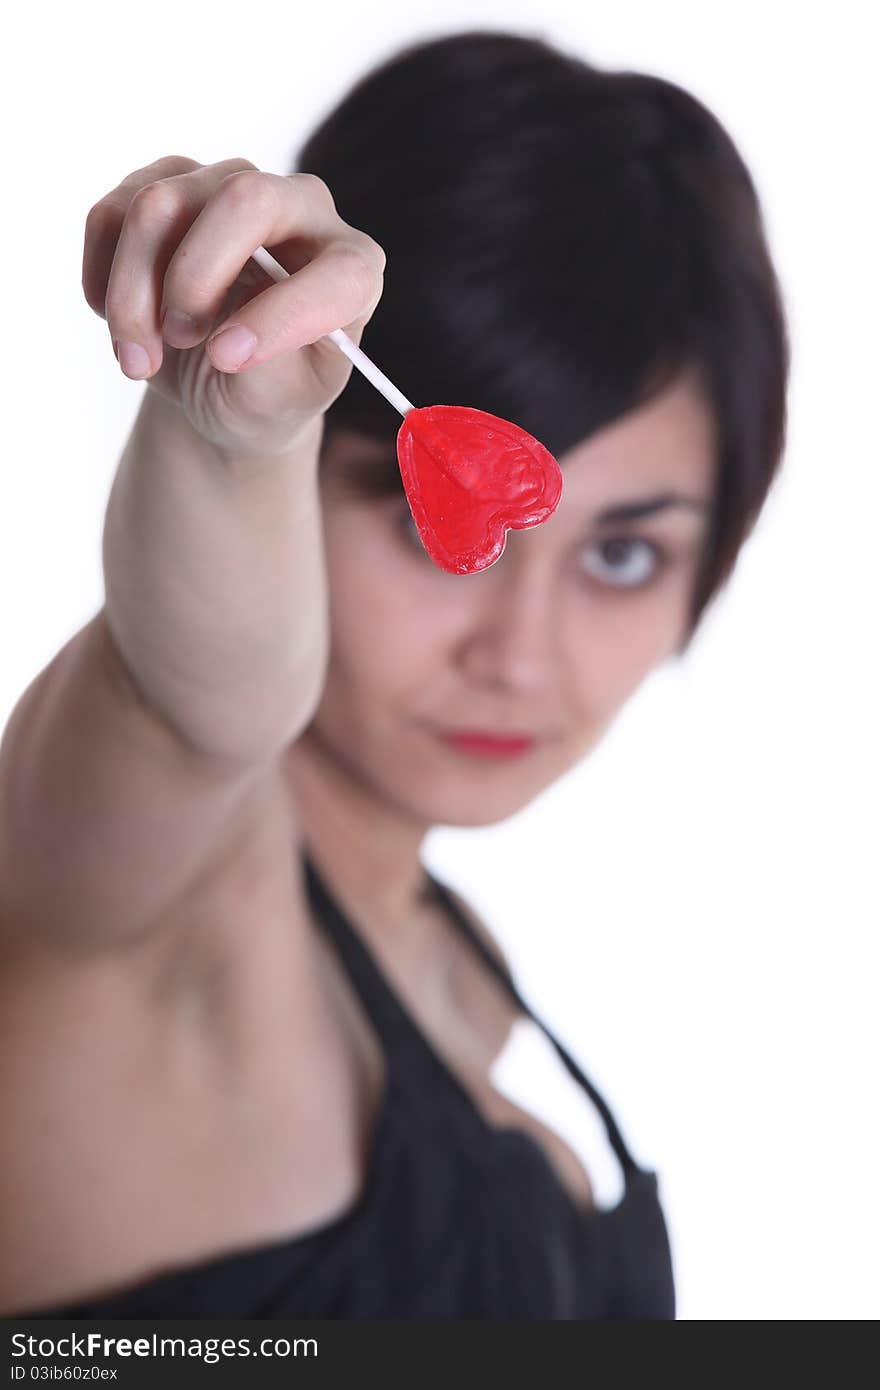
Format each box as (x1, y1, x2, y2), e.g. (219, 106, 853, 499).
(436, 729, 537, 759)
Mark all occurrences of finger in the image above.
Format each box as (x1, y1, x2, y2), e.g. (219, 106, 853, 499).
(157, 170, 378, 365)
(205, 236, 385, 374)
(101, 159, 259, 378)
(81, 155, 201, 319)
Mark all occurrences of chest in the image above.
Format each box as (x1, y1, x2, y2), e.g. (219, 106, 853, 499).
(0, 862, 594, 1315)
(307, 890, 596, 1214)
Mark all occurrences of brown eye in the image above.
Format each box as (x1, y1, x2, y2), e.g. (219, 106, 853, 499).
(580, 537, 665, 589)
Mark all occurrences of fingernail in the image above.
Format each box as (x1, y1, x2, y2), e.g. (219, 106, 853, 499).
(117, 341, 151, 379)
(162, 308, 202, 346)
(208, 325, 257, 371)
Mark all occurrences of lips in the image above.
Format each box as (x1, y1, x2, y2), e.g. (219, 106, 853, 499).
(435, 728, 538, 759)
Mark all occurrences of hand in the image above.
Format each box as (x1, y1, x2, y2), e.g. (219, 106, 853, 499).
(82, 155, 386, 456)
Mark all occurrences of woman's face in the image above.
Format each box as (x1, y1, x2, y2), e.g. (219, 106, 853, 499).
(300, 372, 716, 828)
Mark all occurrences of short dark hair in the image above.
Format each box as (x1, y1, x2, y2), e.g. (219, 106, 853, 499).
(292, 29, 789, 642)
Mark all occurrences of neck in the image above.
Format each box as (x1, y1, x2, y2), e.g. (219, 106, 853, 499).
(283, 725, 434, 945)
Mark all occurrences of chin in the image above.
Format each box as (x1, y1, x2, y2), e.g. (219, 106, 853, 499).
(368, 736, 583, 830)
(384, 775, 550, 831)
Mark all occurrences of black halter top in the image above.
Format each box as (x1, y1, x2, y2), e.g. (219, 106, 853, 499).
(21, 848, 676, 1319)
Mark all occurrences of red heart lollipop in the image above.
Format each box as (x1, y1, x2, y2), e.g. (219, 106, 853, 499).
(242, 249, 563, 575)
(396, 405, 563, 574)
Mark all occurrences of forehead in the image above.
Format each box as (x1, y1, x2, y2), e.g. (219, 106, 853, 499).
(556, 372, 716, 507)
(321, 370, 717, 511)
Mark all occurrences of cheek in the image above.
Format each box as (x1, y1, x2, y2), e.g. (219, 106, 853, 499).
(565, 587, 689, 721)
(321, 509, 457, 698)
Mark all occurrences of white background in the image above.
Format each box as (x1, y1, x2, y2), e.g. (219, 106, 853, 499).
(2, 0, 877, 1320)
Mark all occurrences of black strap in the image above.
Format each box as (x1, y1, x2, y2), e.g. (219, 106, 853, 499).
(426, 871, 640, 1180)
(300, 846, 424, 1057)
(301, 845, 639, 1181)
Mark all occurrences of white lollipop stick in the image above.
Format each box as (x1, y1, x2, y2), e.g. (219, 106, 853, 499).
(248, 244, 415, 418)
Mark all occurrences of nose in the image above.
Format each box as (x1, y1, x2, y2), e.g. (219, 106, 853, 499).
(454, 540, 560, 696)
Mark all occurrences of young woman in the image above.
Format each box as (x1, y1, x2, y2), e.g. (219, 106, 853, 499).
(0, 31, 787, 1319)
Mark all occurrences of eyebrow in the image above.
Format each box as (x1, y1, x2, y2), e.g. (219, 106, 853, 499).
(594, 492, 711, 524)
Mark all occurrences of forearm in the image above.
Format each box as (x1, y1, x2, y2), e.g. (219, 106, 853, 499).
(102, 386, 329, 765)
